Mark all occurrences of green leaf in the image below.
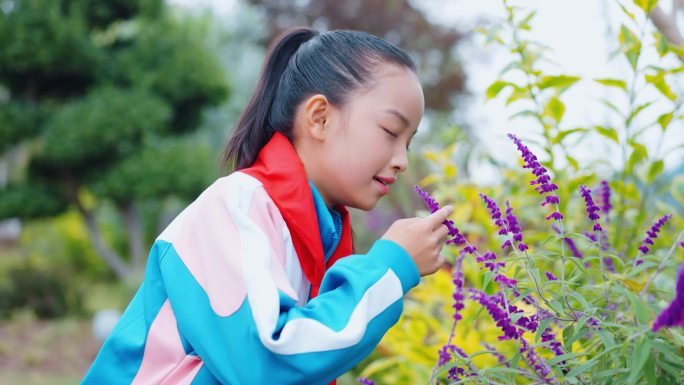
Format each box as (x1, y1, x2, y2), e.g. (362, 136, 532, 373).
(657, 111, 674, 130)
(506, 85, 528, 106)
(632, 0, 658, 13)
(486, 80, 513, 100)
(623, 287, 651, 324)
(644, 352, 657, 385)
(626, 336, 652, 385)
(499, 60, 522, 76)
(518, 10, 536, 31)
(510, 109, 537, 120)
(627, 141, 649, 173)
(627, 101, 654, 125)
(594, 78, 628, 91)
(552, 128, 587, 144)
(597, 329, 616, 348)
(620, 25, 642, 70)
(545, 96, 566, 122)
(645, 72, 677, 101)
(654, 31, 670, 58)
(566, 155, 580, 171)
(601, 99, 625, 117)
(566, 358, 599, 378)
(618, 3, 637, 20)
(647, 159, 664, 182)
(536, 317, 554, 342)
(538, 75, 580, 91)
(594, 125, 620, 144)
(563, 324, 575, 346)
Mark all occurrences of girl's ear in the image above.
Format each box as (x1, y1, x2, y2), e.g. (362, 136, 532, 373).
(302, 94, 330, 141)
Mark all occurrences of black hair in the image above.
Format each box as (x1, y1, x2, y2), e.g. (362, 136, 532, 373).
(222, 27, 417, 171)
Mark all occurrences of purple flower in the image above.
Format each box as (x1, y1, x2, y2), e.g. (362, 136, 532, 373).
(452, 252, 466, 321)
(437, 344, 453, 367)
(519, 339, 555, 384)
(580, 185, 603, 232)
(545, 272, 558, 281)
(357, 378, 375, 385)
(508, 133, 562, 218)
(415, 185, 467, 246)
(470, 289, 520, 340)
(494, 274, 518, 286)
(652, 264, 684, 331)
(447, 367, 467, 382)
(597, 180, 612, 217)
(636, 214, 672, 261)
(477, 251, 506, 272)
(542, 195, 560, 206)
(579, 185, 601, 221)
(587, 317, 601, 328)
(565, 237, 584, 259)
(541, 328, 565, 357)
(505, 201, 529, 251)
(480, 193, 505, 228)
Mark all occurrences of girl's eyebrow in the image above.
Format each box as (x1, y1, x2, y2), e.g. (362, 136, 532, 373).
(385, 109, 410, 127)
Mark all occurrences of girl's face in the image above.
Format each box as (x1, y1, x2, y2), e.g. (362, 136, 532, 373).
(296, 64, 425, 211)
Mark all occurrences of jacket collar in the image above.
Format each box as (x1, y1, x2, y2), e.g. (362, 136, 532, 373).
(241, 132, 353, 298)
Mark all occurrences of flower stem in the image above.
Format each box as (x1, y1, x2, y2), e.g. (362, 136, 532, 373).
(639, 229, 684, 296)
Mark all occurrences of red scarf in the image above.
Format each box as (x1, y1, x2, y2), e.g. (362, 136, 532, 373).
(241, 132, 354, 298)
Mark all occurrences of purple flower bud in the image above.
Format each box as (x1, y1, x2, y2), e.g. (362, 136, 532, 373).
(545, 272, 558, 281)
(415, 185, 467, 246)
(495, 274, 518, 286)
(357, 378, 375, 385)
(579, 185, 602, 222)
(652, 264, 684, 331)
(452, 253, 466, 322)
(636, 214, 672, 257)
(437, 344, 453, 367)
(447, 367, 467, 382)
(545, 211, 564, 221)
(505, 201, 528, 250)
(470, 289, 520, 340)
(542, 195, 560, 206)
(519, 339, 555, 384)
(598, 180, 612, 217)
(541, 328, 566, 367)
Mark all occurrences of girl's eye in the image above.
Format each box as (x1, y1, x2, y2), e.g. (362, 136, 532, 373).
(382, 128, 398, 138)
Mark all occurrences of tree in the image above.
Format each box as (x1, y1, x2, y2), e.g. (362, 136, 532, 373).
(0, 0, 228, 281)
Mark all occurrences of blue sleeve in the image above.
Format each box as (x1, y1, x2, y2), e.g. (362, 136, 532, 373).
(160, 239, 419, 385)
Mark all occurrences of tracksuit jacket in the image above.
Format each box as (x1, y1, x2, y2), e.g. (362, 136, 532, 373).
(81, 132, 420, 384)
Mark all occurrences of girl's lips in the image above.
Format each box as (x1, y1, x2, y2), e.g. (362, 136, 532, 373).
(374, 175, 397, 185)
(373, 175, 396, 195)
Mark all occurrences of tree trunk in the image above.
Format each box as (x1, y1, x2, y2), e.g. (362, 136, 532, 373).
(74, 199, 130, 280)
(122, 201, 146, 274)
(651, 5, 684, 58)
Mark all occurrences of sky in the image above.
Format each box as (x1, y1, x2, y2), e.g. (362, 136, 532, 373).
(170, 0, 683, 184)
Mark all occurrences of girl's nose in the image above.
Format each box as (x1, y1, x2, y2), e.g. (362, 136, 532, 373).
(391, 148, 408, 173)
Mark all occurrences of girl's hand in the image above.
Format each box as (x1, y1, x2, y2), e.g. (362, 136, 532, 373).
(381, 206, 453, 276)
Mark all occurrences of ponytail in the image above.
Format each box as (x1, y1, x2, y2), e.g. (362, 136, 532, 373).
(222, 28, 416, 171)
(223, 27, 318, 170)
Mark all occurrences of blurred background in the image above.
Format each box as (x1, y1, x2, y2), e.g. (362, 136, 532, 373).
(0, 0, 682, 384)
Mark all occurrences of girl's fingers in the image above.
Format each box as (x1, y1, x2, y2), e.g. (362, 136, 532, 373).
(425, 206, 453, 230)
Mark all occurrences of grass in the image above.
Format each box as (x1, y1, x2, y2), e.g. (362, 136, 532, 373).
(0, 311, 101, 385)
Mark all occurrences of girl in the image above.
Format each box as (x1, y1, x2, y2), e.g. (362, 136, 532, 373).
(82, 27, 452, 385)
